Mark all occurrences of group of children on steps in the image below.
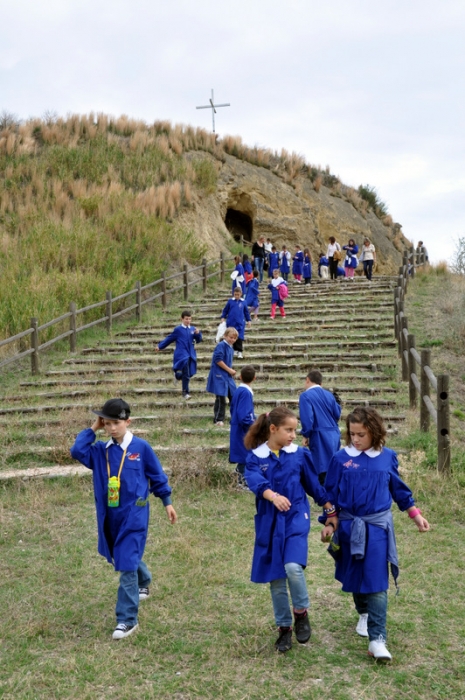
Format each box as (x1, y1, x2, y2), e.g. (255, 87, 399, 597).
(69, 253, 430, 662)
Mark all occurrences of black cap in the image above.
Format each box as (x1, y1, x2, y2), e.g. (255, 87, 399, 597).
(93, 398, 131, 420)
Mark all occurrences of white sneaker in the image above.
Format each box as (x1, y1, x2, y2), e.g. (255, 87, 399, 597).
(368, 636, 392, 661)
(215, 421, 224, 427)
(112, 623, 139, 640)
(183, 393, 191, 400)
(356, 613, 368, 637)
(237, 352, 243, 359)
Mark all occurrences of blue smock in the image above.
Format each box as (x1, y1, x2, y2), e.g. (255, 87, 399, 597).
(70, 429, 172, 571)
(299, 385, 342, 475)
(303, 255, 312, 280)
(324, 446, 415, 593)
(229, 384, 255, 463)
(221, 297, 251, 340)
(245, 278, 260, 307)
(157, 324, 202, 376)
(206, 339, 237, 397)
(292, 250, 304, 275)
(245, 443, 329, 583)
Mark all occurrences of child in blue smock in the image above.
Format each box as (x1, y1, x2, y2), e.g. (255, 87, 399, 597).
(229, 364, 256, 488)
(245, 269, 260, 321)
(321, 407, 430, 662)
(156, 309, 202, 400)
(268, 269, 287, 319)
(206, 326, 238, 425)
(318, 253, 329, 279)
(292, 245, 304, 283)
(221, 286, 251, 359)
(231, 255, 246, 296)
(303, 248, 312, 285)
(70, 398, 177, 640)
(244, 406, 336, 653)
(268, 246, 280, 278)
(242, 254, 254, 285)
(279, 246, 291, 281)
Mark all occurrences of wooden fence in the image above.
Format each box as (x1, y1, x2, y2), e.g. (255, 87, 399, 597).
(394, 248, 450, 473)
(0, 253, 235, 375)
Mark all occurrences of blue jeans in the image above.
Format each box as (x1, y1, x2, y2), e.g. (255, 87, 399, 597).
(353, 591, 388, 641)
(363, 259, 374, 280)
(115, 560, 152, 625)
(269, 562, 309, 627)
(254, 257, 264, 282)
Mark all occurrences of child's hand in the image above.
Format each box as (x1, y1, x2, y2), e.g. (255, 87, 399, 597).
(91, 417, 105, 432)
(414, 514, 430, 532)
(321, 525, 335, 542)
(165, 505, 177, 524)
(273, 495, 291, 512)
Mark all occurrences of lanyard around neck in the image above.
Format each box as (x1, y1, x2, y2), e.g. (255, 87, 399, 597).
(106, 447, 127, 483)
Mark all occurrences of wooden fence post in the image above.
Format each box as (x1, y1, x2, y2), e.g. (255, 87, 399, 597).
(410, 246, 415, 279)
(396, 299, 404, 357)
(136, 281, 141, 323)
(408, 334, 417, 408)
(420, 348, 431, 432)
(183, 265, 188, 301)
(30, 317, 39, 375)
(437, 374, 451, 474)
(220, 252, 225, 284)
(106, 291, 112, 334)
(69, 302, 77, 352)
(161, 272, 167, 310)
(401, 316, 409, 381)
(202, 258, 207, 293)
(394, 289, 399, 342)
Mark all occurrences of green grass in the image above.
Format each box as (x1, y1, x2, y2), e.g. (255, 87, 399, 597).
(1, 474, 464, 700)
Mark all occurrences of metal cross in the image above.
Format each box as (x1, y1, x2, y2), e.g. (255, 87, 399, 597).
(196, 89, 230, 133)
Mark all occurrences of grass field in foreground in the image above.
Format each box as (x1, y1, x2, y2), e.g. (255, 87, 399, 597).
(1, 464, 464, 700)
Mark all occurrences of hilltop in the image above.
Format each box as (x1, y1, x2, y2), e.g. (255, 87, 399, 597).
(0, 113, 410, 337)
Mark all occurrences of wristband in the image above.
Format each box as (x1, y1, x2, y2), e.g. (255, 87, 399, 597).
(270, 492, 279, 501)
(408, 507, 422, 518)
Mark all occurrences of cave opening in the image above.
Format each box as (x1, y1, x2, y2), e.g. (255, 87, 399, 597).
(224, 208, 253, 242)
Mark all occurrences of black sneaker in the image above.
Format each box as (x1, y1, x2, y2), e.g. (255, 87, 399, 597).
(139, 587, 150, 600)
(294, 611, 311, 644)
(275, 626, 292, 653)
(112, 622, 139, 640)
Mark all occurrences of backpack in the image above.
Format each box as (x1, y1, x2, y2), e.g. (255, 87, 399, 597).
(278, 283, 288, 300)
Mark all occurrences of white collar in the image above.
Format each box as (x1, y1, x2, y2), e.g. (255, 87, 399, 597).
(239, 383, 254, 395)
(271, 277, 284, 287)
(305, 384, 320, 391)
(106, 431, 134, 450)
(252, 442, 298, 457)
(181, 323, 190, 328)
(344, 445, 381, 458)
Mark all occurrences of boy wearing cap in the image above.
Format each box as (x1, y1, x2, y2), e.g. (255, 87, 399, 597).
(70, 398, 177, 640)
(155, 310, 202, 400)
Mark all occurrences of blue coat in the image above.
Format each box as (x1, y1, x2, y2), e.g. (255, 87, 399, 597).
(221, 297, 251, 340)
(231, 263, 246, 295)
(245, 443, 329, 583)
(292, 250, 304, 275)
(158, 324, 202, 376)
(318, 257, 329, 277)
(229, 384, 255, 463)
(299, 386, 342, 475)
(342, 244, 359, 269)
(303, 255, 312, 280)
(245, 278, 260, 307)
(280, 251, 291, 274)
(268, 252, 279, 276)
(70, 429, 172, 571)
(268, 279, 286, 305)
(206, 340, 237, 397)
(324, 446, 415, 593)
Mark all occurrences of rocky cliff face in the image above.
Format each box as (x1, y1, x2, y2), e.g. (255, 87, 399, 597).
(177, 152, 409, 274)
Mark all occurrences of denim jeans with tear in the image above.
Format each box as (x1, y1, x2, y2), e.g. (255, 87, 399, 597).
(353, 590, 388, 641)
(115, 560, 152, 625)
(269, 562, 309, 628)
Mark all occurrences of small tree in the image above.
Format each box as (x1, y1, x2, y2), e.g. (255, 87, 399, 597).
(450, 237, 465, 274)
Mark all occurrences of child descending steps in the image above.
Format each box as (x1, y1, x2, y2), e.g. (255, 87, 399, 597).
(221, 286, 251, 359)
(268, 246, 280, 278)
(231, 255, 246, 296)
(303, 248, 312, 284)
(268, 268, 287, 319)
(279, 245, 291, 282)
(320, 406, 430, 662)
(206, 327, 238, 426)
(155, 310, 202, 400)
(244, 407, 337, 653)
(245, 269, 260, 321)
(229, 364, 256, 489)
(292, 245, 304, 283)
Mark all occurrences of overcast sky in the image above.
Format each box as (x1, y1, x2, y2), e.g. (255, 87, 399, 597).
(2, 0, 464, 264)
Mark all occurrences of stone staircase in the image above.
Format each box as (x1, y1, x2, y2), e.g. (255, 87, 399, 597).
(0, 275, 403, 479)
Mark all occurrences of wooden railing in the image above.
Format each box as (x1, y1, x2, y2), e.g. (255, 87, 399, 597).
(394, 248, 450, 473)
(0, 252, 235, 375)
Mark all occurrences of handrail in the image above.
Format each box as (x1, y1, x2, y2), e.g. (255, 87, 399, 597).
(394, 247, 450, 473)
(0, 251, 237, 375)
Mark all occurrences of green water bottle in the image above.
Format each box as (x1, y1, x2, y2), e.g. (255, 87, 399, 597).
(108, 476, 120, 507)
